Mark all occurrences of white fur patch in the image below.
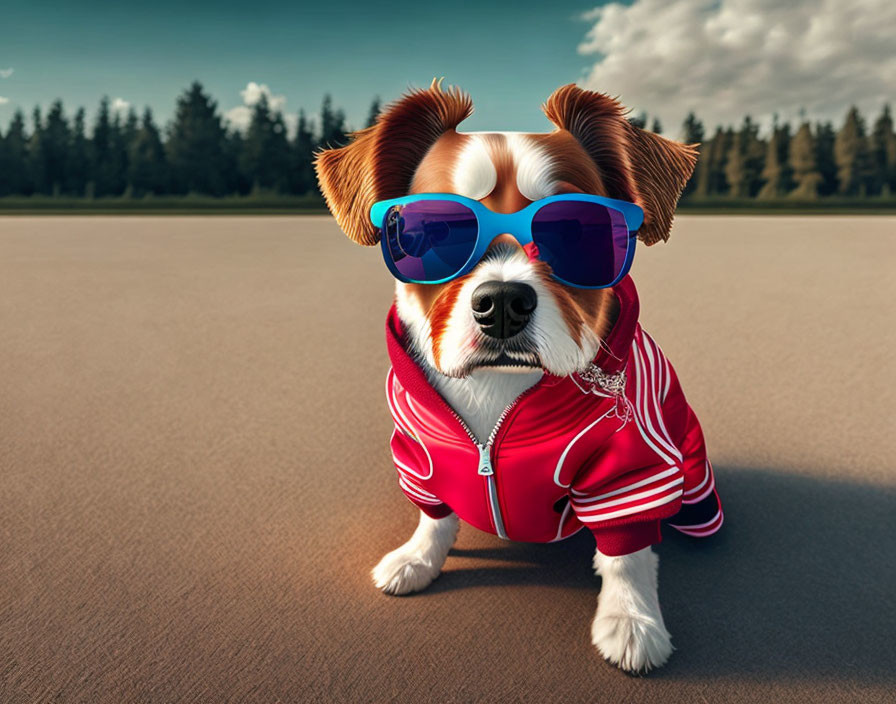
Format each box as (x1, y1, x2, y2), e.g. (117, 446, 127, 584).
(504, 133, 558, 200)
(372, 512, 459, 595)
(451, 133, 558, 202)
(435, 369, 543, 444)
(592, 547, 673, 673)
(452, 138, 497, 200)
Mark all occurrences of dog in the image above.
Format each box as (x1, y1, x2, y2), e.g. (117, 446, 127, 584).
(314, 80, 723, 673)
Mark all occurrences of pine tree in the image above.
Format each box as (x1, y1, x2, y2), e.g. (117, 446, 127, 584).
(67, 108, 90, 196)
(725, 130, 750, 198)
(682, 112, 705, 144)
(109, 110, 136, 195)
(128, 108, 167, 195)
(91, 97, 117, 197)
(789, 123, 822, 199)
(680, 112, 704, 198)
(0, 111, 31, 195)
(39, 100, 71, 195)
(318, 94, 347, 148)
(28, 107, 48, 194)
(365, 97, 381, 128)
(291, 110, 316, 195)
(0, 124, 7, 196)
(834, 107, 872, 196)
(694, 127, 730, 197)
(739, 116, 766, 197)
(239, 94, 291, 193)
(628, 111, 647, 129)
(758, 127, 792, 199)
(776, 121, 792, 167)
(813, 121, 837, 196)
(870, 105, 896, 195)
(777, 121, 794, 194)
(222, 128, 248, 195)
(650, 118, 663, 134)
(166, 81, 230, 195)
(716, 128, 734, 195)
(106, 112, 127, 195)
(692, 136, 713, 198)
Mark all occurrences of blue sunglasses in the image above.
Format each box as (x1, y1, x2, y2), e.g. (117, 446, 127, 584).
(369, 193, 644, 289)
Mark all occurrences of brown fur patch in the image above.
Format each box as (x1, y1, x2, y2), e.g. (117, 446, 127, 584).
(428, 276, 470, 368)
(542, 85, 637, 204)
(568, 287, 620, 348)
(529, 131, 607, 196)
(542, 84, 697, 245)
(314, 79, 473, 245)
(528, 258, 584, 345)
(529, 258, 619, 348)
(409, 131, 469, 194)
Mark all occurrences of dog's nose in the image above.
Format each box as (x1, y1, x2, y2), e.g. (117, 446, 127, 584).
(471, 281, 537, 339)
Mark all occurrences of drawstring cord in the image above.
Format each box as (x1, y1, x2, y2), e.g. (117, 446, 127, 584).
(572, 364, 632, 430)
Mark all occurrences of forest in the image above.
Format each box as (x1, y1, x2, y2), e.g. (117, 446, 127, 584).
(0, 81, 894, 205)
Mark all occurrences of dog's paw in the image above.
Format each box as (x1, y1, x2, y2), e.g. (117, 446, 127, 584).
(591, 612, 673, 674)
(371, 547, 442, 595)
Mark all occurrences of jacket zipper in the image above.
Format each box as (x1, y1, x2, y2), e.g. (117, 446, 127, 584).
(446, 384, 542, 541)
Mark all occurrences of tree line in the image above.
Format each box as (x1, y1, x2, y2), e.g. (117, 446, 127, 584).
(0, 80, 894, 200)
(670, 106, 896, 200)
(0, 81, 378, 198)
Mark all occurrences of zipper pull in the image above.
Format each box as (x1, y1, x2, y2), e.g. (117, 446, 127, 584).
(477, 444, 494, 476)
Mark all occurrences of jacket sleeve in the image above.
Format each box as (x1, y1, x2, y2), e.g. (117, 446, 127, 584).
(388, 428, 453, 518)
(385, 366, 455, 520)
(569, 407, 684, 557)
(658, 371, 724, 537)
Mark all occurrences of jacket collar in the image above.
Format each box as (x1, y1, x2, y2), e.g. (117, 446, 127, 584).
(591, 274, 639, 373)
(386, 275, 640, 390)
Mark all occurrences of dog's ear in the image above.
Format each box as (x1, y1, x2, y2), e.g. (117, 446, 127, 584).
(314, 79, 473, 245)
(623, 125, 699, 245)
(543, 84, 697, 245)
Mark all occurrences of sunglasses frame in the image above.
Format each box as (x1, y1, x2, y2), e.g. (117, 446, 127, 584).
(369, 193, 644, 289)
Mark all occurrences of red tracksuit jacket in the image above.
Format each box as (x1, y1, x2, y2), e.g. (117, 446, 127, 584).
(385, 276, 723, 556)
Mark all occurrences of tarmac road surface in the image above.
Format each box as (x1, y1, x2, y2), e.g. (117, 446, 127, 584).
(1, 215, 894, 703)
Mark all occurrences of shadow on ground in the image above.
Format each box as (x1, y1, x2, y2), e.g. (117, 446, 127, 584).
(426, 467, 896, 684)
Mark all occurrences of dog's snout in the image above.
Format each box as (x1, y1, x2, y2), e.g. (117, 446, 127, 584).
(471, 281, 537, 339)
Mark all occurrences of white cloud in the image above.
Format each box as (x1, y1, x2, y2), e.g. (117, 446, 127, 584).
(578, 0, 896, 136)
(0, 96, 9, 105)
(240, 82, 286, 112)
(225, 81, 296, 133)
(111, 97, 131, 116)
(0, 68, 12, 79)
(224, 105, 252, 132)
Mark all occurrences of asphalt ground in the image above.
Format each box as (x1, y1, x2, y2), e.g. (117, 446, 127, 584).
(1, 215, 894, 702)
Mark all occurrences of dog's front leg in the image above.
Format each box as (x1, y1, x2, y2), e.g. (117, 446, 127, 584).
(591, 546, 673, 673)
(372, 512, 459, 595)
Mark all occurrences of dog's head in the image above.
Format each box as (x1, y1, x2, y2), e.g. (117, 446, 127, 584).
(315, 80, 696, 378)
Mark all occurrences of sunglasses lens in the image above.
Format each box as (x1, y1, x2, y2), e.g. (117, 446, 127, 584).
(531, 201, 631, 287)
(382, 200, 478, 282)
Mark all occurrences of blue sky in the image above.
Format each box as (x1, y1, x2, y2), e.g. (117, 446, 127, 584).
(1, 0, 893, 136)
(0, 0, 607, 133)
